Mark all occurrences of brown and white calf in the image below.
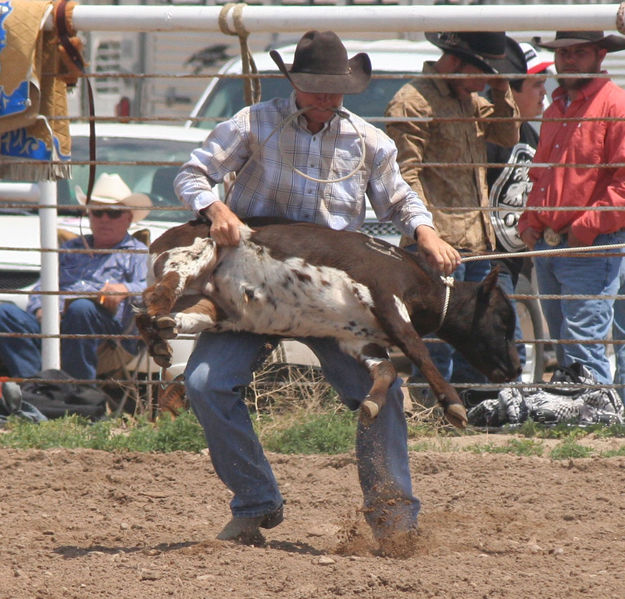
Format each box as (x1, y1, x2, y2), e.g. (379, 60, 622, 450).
(137, 218, 521, 429)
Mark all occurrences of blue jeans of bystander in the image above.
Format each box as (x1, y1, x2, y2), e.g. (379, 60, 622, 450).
(0, 299, 126, 380)
(612, 258, 625, 404)
(495, 267, 527, 371)
(406, 257, 492, 385)
(534, 232, 625, 385)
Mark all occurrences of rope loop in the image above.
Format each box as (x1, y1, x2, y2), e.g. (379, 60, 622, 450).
(437, 276, 455, 330)
(278, 108, 367, 184)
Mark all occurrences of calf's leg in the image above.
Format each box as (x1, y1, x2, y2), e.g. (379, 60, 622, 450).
(358, 344, 398, 424)
(375, 311, 467, 429)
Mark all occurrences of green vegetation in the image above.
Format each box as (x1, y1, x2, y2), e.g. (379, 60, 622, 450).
(261, 409, 357, 454)
(1, 361, 625, 458)
(467, 438, 545, 457)
(2, 409, 625, 459)
(0, 411, 206, 453)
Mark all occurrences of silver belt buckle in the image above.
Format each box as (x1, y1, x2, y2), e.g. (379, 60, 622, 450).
(544, 227, 562, 247)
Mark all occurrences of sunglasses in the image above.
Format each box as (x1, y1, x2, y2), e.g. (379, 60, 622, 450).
(89, 208, 125, 220)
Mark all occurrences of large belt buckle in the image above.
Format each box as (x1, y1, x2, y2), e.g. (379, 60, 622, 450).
(544, 227, 562, 247)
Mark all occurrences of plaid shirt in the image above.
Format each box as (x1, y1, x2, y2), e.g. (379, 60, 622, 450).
(175, 93, 433, 237)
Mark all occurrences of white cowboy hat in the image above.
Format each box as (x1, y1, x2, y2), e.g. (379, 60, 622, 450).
(75, 173, 152, 223)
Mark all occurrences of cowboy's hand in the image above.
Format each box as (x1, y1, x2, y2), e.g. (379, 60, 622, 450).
(203, 202, 245, 246)
(416, 225, 461, 275)
(98, 281, 128, 314)
(520, 227, 541, 250)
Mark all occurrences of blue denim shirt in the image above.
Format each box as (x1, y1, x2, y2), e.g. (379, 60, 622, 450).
(27, 233, 148, 332)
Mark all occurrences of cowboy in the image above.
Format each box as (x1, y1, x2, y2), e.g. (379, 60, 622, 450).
(518, 31, 625, 385)
(174, 30, 460, 553)
(0, 173, 150, 382)
(385, 31, 525, 392)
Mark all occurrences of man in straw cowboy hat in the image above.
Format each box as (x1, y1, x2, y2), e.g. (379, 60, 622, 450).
(385, 31, 525, 393)
(0, 173, 150, 383)
(518, 31, 625, 386)
(174, 30, 460, 553)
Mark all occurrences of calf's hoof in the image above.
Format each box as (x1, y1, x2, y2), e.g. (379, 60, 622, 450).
(444, 403, 468, 429)
(360, 399, 380, 422)
(151, 340, 173, 368)
(155, 315, 178, 339)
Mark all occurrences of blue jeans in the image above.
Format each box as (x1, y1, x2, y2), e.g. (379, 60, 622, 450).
(534, 232, 625, 384)
(496, 268, 527, 370)
(185, 331, 420, 538)
(409, 258, 492, 384)
(0, 300, 125, 380)
(612, 259, 625, 403)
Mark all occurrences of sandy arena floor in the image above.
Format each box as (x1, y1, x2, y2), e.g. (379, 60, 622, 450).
(2, 438, 625, 599)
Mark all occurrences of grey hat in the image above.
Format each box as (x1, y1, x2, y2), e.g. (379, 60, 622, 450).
(537, 31, 625, 53)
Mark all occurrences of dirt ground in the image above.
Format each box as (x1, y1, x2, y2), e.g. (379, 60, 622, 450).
(3, 437, 625, 599)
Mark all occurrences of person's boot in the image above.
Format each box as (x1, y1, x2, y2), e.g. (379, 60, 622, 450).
(217, 503, 284, 545)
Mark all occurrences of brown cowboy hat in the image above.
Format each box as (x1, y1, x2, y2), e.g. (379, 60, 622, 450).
(425, 31, 527, 75)
(269, 30, 372, 94)
(536, 31, 625, 53)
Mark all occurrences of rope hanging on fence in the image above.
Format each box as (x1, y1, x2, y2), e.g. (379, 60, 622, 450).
(218, 2, 260, 107)
(617, 2, 625, 35)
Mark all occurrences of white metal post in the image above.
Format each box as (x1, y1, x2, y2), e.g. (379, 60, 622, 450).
(38, 181, 60, 371)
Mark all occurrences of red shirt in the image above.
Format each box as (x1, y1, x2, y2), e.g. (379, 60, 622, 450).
(519, 77, 625, 245)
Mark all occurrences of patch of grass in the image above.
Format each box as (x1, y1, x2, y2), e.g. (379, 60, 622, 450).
(465, 438, 545, 457)
(600, 445, 625, 458)
(0, 411, 206, 453)
(589, 423, 625, 438)
(549, 437, 595, 460)
(261, 409, 357, 454)
(516, 419, 625, 440)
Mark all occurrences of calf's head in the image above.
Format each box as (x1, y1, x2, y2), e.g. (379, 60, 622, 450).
(440, 269, 522, 383)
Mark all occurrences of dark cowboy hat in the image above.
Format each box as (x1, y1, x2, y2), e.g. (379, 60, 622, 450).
(425, 31, 527, 75)
(269, 30, 372, 94)
(537, 31, 625, 53)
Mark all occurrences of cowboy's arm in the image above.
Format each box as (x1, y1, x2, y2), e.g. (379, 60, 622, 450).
(174, 113, 251, 216)
(367, 141, 460, 274)
(479, 87, 520, 148)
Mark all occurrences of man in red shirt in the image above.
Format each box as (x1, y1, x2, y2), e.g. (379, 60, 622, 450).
(518, 31, 625, 384)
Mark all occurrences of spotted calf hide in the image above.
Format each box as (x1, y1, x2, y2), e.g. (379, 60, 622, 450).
(137, 219, 522, 428)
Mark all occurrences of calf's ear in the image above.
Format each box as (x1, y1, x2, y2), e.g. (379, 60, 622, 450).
(479, 266, 500, 296)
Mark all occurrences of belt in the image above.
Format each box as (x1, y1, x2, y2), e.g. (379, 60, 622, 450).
(543, 227, 566, 246)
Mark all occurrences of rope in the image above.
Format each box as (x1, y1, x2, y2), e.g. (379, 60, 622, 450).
(218, 2, 260, 106)
(461, 241, 625, 263)
(437, 276, 454, 330)
(222, 106, 365, 204)
(277, 108, 367, 184)
(618, 1, 625, 35)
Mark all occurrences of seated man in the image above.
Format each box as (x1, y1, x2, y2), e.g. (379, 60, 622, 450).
(0, 173, 150, 381)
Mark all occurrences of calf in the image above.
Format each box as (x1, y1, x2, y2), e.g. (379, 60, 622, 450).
(137, 219, 521, 429)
